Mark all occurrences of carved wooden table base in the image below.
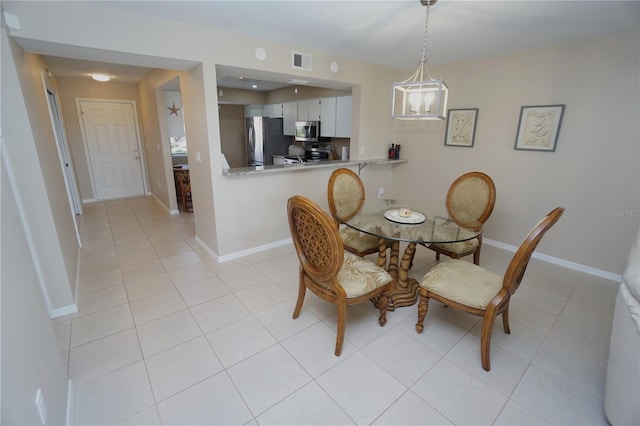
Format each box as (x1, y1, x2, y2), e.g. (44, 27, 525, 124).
(373, 241, 420, 311)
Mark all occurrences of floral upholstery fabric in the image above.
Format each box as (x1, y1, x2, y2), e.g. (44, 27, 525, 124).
(429, 238, 479, 255)
(449, 177, 490, 227)
(420, 260, 502, 309)
(338, 252, 392, 298)
(340, 228, 380, 252)
(333, 174, 362, 219)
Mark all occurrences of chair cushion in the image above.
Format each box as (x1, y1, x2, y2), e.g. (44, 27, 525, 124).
(338, 252, 392, 298)
(340, 228, 380, 252)
(420, 260, 502, 309)
(429, 238, 479, 255)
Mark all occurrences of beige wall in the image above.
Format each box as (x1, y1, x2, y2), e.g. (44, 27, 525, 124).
(56, 77, 141, 201)
(391, 30, 640, 275)
(265, 86, 351, 104)
(1, 26, 72, 425)
(2, 28, 78, 314)
(219, 104, 246, 168)
(1, 155, 70, 426)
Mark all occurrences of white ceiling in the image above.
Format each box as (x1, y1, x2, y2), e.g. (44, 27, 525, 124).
(31, 1, 640, 90)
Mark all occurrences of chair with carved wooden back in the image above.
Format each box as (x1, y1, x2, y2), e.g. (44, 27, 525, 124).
(328, 168, 391, 259)
(288, 195, 393, 356)
(427, 171, 496, 265)
(416, 207, 564, 371)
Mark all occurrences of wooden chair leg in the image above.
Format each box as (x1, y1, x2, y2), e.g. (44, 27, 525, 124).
(480, 310, 498, 371)
(378, 290, 389, 326)
(415, 290, 430, 333)
(335, 301, 347, 356)
(292, 270, 306, 319)
(501, 303, 511, 334)
(435, 252, 440, 261)
(474, 236, 483, 265)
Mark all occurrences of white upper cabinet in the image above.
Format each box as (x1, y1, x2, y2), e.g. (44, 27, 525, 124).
(320, 97, 337, 137)
(283, 102, 297, 135)
(308, 99, 322, 121)
(265, 103, 283, 118)
(244, 104, 264, 117)
(297, 100, 309, 121)
(335, 96, 352, 137)
(281, 96, 351, 137)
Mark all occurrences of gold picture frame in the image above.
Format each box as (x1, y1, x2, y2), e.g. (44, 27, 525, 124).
(444, 108, 478, 147)
(514, 104, 565, 152)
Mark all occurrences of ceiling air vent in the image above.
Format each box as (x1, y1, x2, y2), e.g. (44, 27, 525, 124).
(291, 51, 312, 71)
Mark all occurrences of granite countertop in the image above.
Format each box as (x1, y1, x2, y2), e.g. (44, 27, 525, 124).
(222, 158, 408, 176)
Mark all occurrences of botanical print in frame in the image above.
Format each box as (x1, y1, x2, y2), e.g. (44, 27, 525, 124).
(514, 104, 565, 151)
(444, 108, 478, 147)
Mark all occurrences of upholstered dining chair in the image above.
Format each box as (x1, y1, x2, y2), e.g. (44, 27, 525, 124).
(287, 195, 393, 356)
(416, 207, 564, 371)
(328, 168, 391, 258)
(426, 171, 496, 265)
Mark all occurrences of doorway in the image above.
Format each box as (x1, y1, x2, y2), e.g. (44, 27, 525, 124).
(163, 86, 192, 213)
(77, 100, 146, 200)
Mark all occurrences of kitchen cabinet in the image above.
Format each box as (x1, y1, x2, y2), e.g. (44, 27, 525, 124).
(244, 104, 264, 118)
(297, 99, 322, 121)
(283, 96, 351, 137)
(320, 97, 337, 137)
(335, 95, 352, 137)
(283, 102, 297, 135)
(264, 103, 283, 118)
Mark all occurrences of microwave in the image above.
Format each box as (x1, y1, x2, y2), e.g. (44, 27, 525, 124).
(295, 121, 320, 142)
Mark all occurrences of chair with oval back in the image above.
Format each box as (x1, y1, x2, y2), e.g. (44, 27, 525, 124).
(328, 168, 391, 259)
(416, 207, 564, 371)
(426, 171, 496, 265)
(288, 195, 393, 356)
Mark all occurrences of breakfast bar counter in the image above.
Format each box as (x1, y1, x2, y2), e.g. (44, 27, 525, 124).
(222, 158, 407, 176)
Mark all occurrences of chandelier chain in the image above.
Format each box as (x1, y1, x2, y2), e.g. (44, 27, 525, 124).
(421, 2, 431, 62)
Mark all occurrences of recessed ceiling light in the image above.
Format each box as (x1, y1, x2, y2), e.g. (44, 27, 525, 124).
(91, 73, 111, 82)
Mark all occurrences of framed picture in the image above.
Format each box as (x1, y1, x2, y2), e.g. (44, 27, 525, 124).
(444, 108, 478, 147)
(514, 104, 565, 152)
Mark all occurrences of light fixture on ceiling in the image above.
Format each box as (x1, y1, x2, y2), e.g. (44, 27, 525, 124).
(391, 0, 448, 120)
(91, 73, 112, 82)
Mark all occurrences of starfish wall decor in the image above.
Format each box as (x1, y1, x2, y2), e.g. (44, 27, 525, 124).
(168, 102, 181, 116)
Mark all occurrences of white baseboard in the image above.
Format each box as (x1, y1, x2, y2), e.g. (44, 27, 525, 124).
(50, 304, 78, 319)
(66, 379, 75, 426)
(193, 233, 621, 282)
(81, 198, 97, 204)
(484, 238, 622, 282)
(74, 248, 81, 306)
(195, 236, 293, 263)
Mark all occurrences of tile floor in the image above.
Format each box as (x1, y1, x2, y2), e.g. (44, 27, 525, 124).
(52, 196, 619, 425)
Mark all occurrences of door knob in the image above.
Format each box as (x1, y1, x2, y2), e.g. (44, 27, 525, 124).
(134, 156, 139, 160)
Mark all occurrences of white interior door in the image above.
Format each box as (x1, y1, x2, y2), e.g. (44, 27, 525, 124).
(79, 101, 144, 200)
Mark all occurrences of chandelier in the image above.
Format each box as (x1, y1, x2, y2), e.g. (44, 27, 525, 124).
(391, 0, 448, 120)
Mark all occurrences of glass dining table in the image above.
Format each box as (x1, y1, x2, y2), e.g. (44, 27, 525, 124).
(342, 199, 481, 310)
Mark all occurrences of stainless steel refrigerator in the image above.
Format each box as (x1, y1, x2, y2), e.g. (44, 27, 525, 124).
(246, 117, 290, 166)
